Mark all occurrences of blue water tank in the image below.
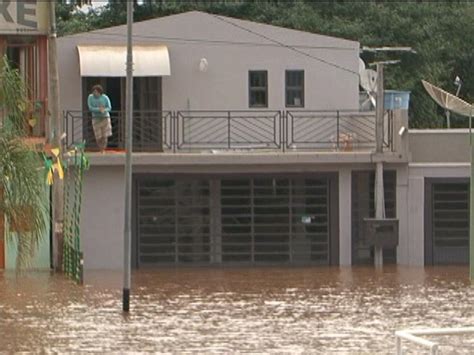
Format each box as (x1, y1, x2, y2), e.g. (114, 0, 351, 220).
(384, 90, 411, 110)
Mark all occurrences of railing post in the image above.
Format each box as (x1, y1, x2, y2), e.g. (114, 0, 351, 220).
(336, 111, 340, 151)
(227, 111, 231, 149)
(282, 111, 285, 152)
(172, 111, 176, 153)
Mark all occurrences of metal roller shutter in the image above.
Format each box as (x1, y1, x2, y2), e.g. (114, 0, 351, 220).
(220, 177, 330, 264)
(136, 178, 211, 266)
(135, 175, 333, 266)
(431, 182, 469, 264)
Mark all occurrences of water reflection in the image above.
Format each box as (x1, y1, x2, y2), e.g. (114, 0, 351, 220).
(0, 266, 473, 353)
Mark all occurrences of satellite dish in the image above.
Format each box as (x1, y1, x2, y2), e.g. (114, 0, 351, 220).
(360, 69, 378, 93)
(359, 58, 366, 75)
(422, 80, 472, 117)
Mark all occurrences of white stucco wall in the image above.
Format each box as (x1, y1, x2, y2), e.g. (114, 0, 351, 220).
(57, 11, 359, 113)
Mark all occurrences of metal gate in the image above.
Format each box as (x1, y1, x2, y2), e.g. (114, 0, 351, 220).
(425, 179, 469, 265)
(221, 177, 332, 264)
(134, 175, 337, 266)
(135, 178, 211, 266)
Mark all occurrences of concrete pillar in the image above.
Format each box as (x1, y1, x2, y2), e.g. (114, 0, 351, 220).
(396, 165, 409, 265)
(339, 168, 352, 266)
(374, 162, 385, 266)
(407, 176, 425, 266)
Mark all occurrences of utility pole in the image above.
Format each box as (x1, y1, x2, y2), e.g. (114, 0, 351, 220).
(470, 109, 474, 280)
(446, 77, 463, 129)
(374, 63, 385, 267)
(123, 0, 133, 312)
(49, 0, 64, 271)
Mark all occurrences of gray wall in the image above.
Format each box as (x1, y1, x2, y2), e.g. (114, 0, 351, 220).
(404, 163, 469, 266)
(81, 166, 125, 269)
(81, 164, 370, 270)
(57, 11, 359, 113)
(409, 129, 470, 163)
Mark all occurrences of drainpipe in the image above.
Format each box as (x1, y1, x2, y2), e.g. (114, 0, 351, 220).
(374, 63, 385, 267)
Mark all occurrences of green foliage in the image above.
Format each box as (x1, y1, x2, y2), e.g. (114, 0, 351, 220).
(0, 58, 48, 268)
(0, 57, 30, 135)
(57, 0, 474, 128)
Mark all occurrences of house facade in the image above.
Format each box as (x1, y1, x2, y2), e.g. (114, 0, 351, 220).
(0, 0, 51, 270)
(57, 11, 467, 270)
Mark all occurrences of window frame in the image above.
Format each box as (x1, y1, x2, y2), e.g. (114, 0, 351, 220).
(285, 70, 305, 108)
(248, 70, 268, 108)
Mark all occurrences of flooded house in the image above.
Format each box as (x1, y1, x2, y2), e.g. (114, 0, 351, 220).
(0, 1, 51, 270)
(57, 11, 469, 269)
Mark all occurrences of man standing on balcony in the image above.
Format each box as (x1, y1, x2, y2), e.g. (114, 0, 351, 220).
(87, 85, 112, 153)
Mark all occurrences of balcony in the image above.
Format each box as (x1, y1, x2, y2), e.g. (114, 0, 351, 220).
(64, 110, 394, 153)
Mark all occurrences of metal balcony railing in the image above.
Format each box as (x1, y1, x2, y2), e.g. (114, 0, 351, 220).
(286, 110, 393, 151)
(64, 109, 393, 153)
(176, 110, 283, 151)
(64, 110, 173, 152)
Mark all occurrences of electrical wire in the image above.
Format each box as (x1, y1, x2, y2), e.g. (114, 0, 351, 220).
(211, 14, 359, 76)
(84, 29, 356, 51)
(66, 11, 360, 76)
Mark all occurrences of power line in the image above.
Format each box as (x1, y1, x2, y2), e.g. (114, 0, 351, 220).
(83, 29, 355, 51)
(211, 14, 359, 76)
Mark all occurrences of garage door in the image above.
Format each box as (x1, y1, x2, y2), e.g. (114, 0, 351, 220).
(425, 180, 469, 265)
(134, 175, 337, 266)
(135, 178, 211, 266)
(221, 177, 332, 264)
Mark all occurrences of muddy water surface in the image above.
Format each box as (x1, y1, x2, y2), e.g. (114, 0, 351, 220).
(0, 266, 473, 353)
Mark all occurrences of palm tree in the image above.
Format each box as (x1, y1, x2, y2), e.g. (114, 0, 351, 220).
(0, 57, 48, 268)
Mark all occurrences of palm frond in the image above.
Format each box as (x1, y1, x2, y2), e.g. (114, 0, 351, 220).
(0, 56, 48, 269)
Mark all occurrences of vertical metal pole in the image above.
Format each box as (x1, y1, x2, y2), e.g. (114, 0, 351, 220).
(49, 0, 65, 272)
(374, 63, 385, 267)
(465, 98, 472, 280)
(446, 111, 451, 129)
(123, 1, 133, 312)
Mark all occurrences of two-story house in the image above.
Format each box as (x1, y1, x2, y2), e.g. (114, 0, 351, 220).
(58, 11, 466, 270)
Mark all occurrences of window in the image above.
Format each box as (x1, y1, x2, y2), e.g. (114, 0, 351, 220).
(286, 70, 304, 107)
(249, 70, 268, 108)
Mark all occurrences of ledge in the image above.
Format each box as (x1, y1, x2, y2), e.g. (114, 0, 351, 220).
(85, 151, 408, 167)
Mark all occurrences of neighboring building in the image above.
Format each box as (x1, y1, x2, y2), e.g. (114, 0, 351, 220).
(0, 1, 51, 270)
(57, 11, 467, 270)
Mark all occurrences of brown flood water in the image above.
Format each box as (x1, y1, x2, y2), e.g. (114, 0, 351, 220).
(0, 266, 473, 354)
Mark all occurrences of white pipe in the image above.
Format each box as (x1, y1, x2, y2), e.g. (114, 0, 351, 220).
(407, 327, 474, 336)
(395, 331, 438, 348)
(395, 327, 474, 354)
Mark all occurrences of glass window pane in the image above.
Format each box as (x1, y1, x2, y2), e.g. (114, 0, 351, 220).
(249, 71, 268, 107)
(286, 71, 304, 107)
